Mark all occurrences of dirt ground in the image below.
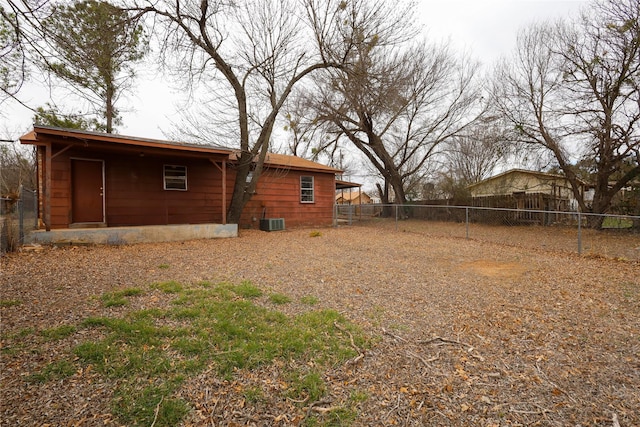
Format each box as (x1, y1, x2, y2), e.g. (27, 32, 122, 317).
(1, 223, 639, 426)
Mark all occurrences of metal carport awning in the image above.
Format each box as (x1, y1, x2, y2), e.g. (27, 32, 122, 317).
(335, 179, 361, 190)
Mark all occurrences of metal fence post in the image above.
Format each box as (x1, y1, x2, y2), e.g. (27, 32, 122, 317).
(395, 204, 398, 231)
(577, 213, 582, 255)
(18, 198, 24, 244)
(465, 207, 469, 239)
(18, 185, 25, 244)
(0, 198, 6, 254)
(34, 190, 39, 230)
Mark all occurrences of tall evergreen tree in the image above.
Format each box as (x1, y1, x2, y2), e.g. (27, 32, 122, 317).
(41, 0, 147, 132)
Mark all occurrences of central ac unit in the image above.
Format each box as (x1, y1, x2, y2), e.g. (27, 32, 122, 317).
(260, 218, 285, 232)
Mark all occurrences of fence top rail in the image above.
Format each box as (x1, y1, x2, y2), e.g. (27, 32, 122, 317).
(359, 203, 640, 220)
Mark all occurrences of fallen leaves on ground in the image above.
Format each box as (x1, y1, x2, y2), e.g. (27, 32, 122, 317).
(1, 223, 639, 425)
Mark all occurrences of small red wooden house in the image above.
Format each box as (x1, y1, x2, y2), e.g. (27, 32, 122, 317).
(20, 126, 340, 240)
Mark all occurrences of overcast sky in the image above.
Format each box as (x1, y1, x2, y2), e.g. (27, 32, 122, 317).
(3, 0, 587, 141)
(417, 0, 585, 65)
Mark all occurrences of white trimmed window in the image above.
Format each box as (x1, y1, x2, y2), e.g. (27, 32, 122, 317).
(164, 165, 187, 190)
(300, 176, 314, 203)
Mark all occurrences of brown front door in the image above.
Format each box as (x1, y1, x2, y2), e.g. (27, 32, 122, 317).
(71, 159, 104, 223)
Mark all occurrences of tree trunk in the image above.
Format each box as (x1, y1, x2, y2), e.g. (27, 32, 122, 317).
(377, 181, 393, 218)
(226, 114, 277, 224)
(589, 187, 613, 229)
(105, 81, 114, 133)
(226, 153, 253, 224)
(364, 129, 407, 206)
(389, 176, 406, 206)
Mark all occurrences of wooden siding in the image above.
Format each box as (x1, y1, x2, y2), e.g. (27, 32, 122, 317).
(104, 154, 223, 226)
(45, 144, 226, 228)
(50, 152, 71, 227)
(238, 169, 335, 229)
(30, 133, 338, 230)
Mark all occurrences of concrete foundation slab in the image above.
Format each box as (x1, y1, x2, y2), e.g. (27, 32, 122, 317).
(26, 223, 238, 245)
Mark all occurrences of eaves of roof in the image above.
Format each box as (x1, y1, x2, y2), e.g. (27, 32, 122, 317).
(23, 125, 232, 156)
(336, 179, 362, 189)
(229, 152, 342, 173)
(21, 126, 342, 173)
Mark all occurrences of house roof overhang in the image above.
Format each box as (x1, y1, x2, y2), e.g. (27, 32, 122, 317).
(335, 179, 361, 190)
(20, 126, 232, 160)
(22, 126, 342, 173)
(228, 152, 342, 174)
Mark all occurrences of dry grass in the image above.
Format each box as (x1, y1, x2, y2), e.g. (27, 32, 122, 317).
(1, 222, 639, 426)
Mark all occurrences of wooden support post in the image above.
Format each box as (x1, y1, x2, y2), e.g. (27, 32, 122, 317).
(45, 143, 52, 231)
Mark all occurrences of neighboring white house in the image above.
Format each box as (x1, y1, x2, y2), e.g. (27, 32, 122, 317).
(468, 169, 592, 211)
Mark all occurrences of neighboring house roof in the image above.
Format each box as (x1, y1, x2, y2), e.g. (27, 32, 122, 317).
(467, 168, 585, 190)
(21, 126, 340, 174)
(336, 190, 370, 202)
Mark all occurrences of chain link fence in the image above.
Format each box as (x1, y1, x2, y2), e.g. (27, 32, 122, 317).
(3, 192, 639, 259)
(335, 203, 640, 260)
(1, 187, 38, 254)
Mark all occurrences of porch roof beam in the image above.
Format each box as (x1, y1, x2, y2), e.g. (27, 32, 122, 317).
(51, 142, 75, 159)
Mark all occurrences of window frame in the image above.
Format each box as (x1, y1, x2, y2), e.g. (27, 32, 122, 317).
(300, 175, 315, 203)
(163, 164, 188, 191)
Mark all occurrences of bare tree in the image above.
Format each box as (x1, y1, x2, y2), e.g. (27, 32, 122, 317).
(295, 4, 485, 205)
(442, 122, 510, 187)
(282, 96, 337, 162)
(493, 0, 640, 222)
(0, 0, 47, 107)
(127, 0, 362, 223)
(0, 6, 23, 102)
(0, 140, 36, 197)
(343, 44, 482, 204)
